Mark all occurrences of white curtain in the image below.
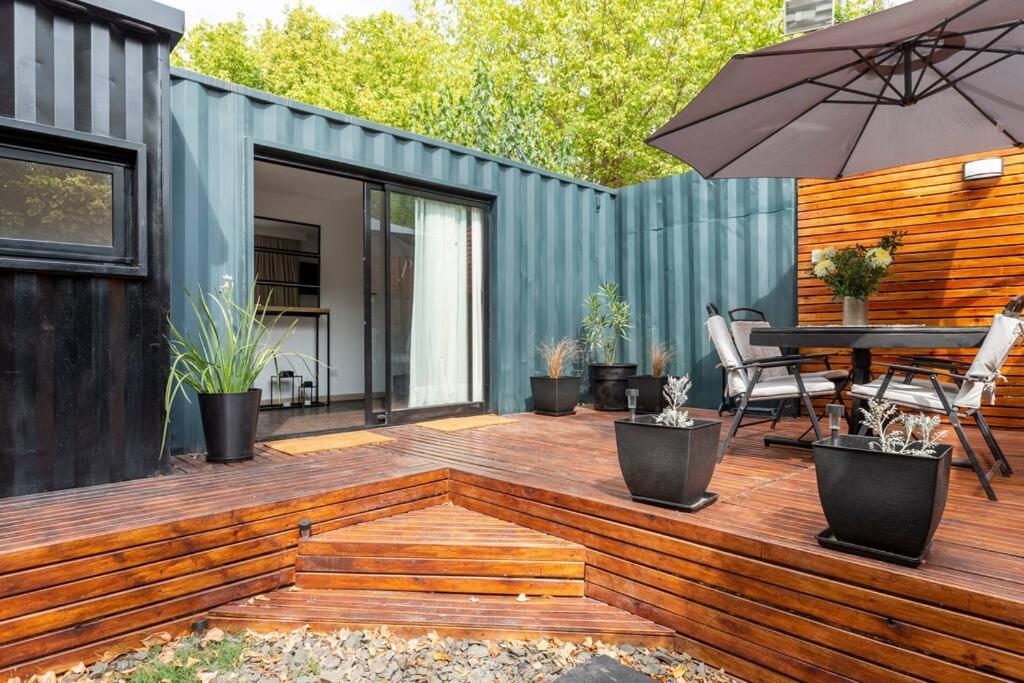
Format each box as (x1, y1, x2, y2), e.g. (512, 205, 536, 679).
(408, 198, 470, 408)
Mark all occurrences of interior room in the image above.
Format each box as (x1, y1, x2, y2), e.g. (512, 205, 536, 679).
(252, 160, 487, 440)
(253, 161, 366, 439)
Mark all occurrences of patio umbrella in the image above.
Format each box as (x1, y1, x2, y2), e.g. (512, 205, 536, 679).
(647, 0, 1024, 179)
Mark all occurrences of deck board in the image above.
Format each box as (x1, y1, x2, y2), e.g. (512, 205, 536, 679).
(1, 408, 1022, 680)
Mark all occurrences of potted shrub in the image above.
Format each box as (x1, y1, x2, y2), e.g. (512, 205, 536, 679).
(813, 400, 952, 567)
(627, 342, 671, 414)
(162, 276, 301, 463)
(615, 375, 722, 511)
(582, 282, 636, 410)
(531, 337, 582, 416)
(808, 229, 906, 325)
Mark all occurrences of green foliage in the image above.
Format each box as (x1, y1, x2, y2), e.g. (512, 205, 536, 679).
(0, 160, 112, 244)
(581, 282, 632, 364)
(161, 276, 304, 453)
(835, 0, 887, 24)
(808, 230, 906, 299)
(171, 0, 890, 187)
(131, 637, 244, 683)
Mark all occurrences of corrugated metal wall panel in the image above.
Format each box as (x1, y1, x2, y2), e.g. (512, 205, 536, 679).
(169, 71, 619, 451)
(0, 0, 176, 495)
(618, 173, 796, 410)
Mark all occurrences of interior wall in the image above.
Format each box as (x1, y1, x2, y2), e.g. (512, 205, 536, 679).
(253, 162, 365, 403)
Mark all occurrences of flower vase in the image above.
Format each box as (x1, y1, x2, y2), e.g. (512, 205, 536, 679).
(843, 297, 869, 326)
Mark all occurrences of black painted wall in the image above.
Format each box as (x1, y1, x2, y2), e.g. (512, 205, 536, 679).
(0, 0, 182, 496)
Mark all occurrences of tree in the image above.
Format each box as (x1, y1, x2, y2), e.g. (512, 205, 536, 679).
(172, 0, 888, 187)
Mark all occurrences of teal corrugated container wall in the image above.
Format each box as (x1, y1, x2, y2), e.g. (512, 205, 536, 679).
(618, 172, 797, 410)
(168, 70, 618, 451)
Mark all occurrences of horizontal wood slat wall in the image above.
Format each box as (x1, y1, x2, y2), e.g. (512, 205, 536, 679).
(797, 148, 1024, 428)
(0, 453, 448, 678)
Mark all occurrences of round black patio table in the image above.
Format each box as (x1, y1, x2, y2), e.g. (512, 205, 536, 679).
(749, 326, 989, 433)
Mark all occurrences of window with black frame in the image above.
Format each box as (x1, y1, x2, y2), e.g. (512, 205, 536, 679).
(0, 119, 145, 276)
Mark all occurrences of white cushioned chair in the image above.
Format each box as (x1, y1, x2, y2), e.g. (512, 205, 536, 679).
(708, 313, 839, 461)
(850, 309, 1020, 501)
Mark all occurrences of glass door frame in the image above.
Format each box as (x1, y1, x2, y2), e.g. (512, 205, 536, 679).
(363, 182, 491, 427)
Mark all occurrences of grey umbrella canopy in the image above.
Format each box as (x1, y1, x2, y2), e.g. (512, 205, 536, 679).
(647, 0, 1024, 179)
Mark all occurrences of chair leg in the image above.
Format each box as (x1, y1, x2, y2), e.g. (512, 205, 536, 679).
(973, 411, 1013, 476)
(770, 399, 787, 429)
(800, 392, 824, 441)
(950, 413, 998, 502)
(719, 396, 748, 462)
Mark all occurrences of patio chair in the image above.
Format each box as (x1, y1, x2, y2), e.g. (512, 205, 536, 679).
(707, 312, 840, 461)
(850, 304, 1021, 501)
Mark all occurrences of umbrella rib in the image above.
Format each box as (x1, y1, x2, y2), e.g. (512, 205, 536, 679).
(835, 79, 889, 180)
(647, 46, 900, 143)
(853, 48, 903, 102)
(916, 22, 1022, 99)
(916, 47, 1023, 147)
(703, 67, 879, 178)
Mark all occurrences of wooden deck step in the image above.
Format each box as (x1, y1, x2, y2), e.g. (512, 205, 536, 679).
(208, 589, 675, 647)
(297, 503, 585, 596)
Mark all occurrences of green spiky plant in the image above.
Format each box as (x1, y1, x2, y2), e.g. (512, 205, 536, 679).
(160, 276, 305, 455)
(581, 282, 632, 365)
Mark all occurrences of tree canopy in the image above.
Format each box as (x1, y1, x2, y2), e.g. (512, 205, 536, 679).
(172, 0, 883, 187)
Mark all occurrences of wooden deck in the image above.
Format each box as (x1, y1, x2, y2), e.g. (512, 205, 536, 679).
(2, 408, 1022, 681)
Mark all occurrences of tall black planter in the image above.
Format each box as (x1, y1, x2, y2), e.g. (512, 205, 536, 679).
(614, 416, 722, 511)
(627, 375, 668, 414)
(813, 434, 952, 567)
(530, 375, 582, 416)
(588, 363, 637, 411)
(199, 389, 262, 463)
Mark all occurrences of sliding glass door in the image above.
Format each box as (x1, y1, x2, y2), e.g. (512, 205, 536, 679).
(365, 184, 487, 424)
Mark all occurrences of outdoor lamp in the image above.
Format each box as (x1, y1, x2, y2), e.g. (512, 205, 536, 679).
(626, 388, 639, 421)
(963, 158, 1003, 181)
(826, 403, 845, 441)
(301, 380, 315, 407)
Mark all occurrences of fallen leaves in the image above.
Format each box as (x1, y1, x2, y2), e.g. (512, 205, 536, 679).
(140, 632, 172, 648)
(202, 627, 225, 644)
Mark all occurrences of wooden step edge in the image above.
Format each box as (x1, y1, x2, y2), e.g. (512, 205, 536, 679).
(295, 556, 586, 579)
(294, 573, 585, 596)
(207, 616, 675, 649)
(298, 541, 585, 562)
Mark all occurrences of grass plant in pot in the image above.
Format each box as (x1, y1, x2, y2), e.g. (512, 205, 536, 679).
(808, 229, 906, 325)
(814, 400, 952, 567)
(615, 375, 722, 511)
(162, 276, 303, 463)
(582, 282, 636, 410)
(627, 342, 671, 414)
(530, 337, 582, 416)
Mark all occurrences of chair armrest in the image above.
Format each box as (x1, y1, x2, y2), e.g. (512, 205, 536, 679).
(738, 356, 819, 370)
(877, 363, 970, 381)
(895, 355, 970, 369)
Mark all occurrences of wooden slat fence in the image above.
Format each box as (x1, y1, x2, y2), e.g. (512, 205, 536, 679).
(798, 147, 1024, 428)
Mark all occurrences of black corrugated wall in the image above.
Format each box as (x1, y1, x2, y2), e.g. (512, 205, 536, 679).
(0, 0, 178, 496)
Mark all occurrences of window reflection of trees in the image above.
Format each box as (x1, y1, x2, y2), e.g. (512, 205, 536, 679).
(0, 158, 113, 246)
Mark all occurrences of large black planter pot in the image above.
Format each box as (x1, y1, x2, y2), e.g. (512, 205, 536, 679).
(588, 363, 638, 411)
(198, 389, 262, 463)
(813, 434, 952, 567)
(627, 375, 668, 414)
(530, 375, 582, 416)
(614, 415, 722, 511)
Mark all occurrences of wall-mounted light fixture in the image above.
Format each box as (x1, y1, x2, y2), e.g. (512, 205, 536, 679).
(963, 157, 1003, 181)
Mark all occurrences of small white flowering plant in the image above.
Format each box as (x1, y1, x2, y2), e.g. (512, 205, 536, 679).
(860, 399, 948, 457)
(655, 375, 696, 429)
(809, 230, 906, 300)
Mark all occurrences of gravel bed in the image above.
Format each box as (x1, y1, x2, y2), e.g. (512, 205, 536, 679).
(14, 626, 736, 683)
